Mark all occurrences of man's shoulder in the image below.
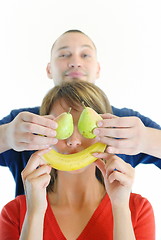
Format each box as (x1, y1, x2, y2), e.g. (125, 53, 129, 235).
(0, 106, 40, 124)
(111, 106, 161, 129)
(10, 106, 40, 115)
(112, 106, 142, 117)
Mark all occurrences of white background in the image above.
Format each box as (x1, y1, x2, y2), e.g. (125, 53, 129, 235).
(0, 0, 161, 238)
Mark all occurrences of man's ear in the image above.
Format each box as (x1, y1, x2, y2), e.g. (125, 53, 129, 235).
(96, 62, 100, 79)
(46, 63, 52, 79)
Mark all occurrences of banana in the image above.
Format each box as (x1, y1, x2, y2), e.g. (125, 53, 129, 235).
(42, 142, 106, 171)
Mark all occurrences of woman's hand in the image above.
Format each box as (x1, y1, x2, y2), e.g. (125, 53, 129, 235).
(94, 152, 134, 207)
(21, 149, 52, 215)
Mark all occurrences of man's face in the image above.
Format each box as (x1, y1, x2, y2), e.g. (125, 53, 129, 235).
(46, 32, 100, 85)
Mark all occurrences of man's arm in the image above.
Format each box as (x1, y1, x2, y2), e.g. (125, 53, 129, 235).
(0, 111, 58, 153)
(143, 127, 161, 158)
(0, 124, 11, 152)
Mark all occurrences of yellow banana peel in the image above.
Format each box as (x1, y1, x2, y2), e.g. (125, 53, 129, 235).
(42, 142, 106, 171)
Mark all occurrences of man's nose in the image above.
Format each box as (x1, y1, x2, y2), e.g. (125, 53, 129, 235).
(68, 56, 82, 68)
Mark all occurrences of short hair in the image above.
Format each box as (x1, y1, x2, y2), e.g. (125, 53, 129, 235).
(50, 29, 97, 54)
(40, 80, 112, 192)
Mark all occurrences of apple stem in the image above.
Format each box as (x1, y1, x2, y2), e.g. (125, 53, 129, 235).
(82, 101, 86, 109)
(68, 107, 72, 113)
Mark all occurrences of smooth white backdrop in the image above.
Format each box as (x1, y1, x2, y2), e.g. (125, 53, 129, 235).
(0, 0, 161, 238)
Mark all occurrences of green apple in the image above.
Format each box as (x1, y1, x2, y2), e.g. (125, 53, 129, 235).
(78, 105, 102, 138)
(56, 108, 74, 140)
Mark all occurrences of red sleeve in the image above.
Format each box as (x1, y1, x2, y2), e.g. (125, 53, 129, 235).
(0, 196, 26, 240)
(130, 194, 155, 240)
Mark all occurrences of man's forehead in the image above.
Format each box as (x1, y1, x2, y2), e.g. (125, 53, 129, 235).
(52, 32, 96, 52)
(57, 44, 94, 52)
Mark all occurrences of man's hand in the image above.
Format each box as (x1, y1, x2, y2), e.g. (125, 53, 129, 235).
(93, 113, 147, 155)
(4, 112, 58, 151)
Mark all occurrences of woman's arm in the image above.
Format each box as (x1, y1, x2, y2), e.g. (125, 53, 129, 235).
(20, 149, 52, 240)
(112, 205, 135, 240)
(20, 212, 45, 240)
(94, 153, 136, 240)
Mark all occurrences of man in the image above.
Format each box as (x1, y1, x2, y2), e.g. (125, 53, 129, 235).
(0, 30, 161, 196)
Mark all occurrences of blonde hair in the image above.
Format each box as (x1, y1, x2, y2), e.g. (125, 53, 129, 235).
(40, 80, 112, 192)
(40, 81, 112, 116)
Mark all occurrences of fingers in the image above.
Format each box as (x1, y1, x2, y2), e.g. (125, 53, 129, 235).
(23, 165, 51, 188)
(19, 132, 58, 149)
(34, 173, 51, 189)
(94, 159, 106, 177)
(96, 137, 134, 150)
(20, 112, 58, 138)
(100, 113, 118, 120)
(98, 116, 138, 128)
(107, 145, 136, 155)
(105, 156, 134, 180)
(108, 170, 133, 186)
(22, 122, 57, 138)
(94, 117, 139, 140)
(93, 116, 144, 155)
(16, 142, 54, 151)
(96, 153, 129, 175)
(93, 152, 134, 187)
(22, 149, 51, 180)
(24, 166, 51, 190)
(22, 149, 52, 215)
(95, 136, 140, 155)
(94, 127, 135, 139)
(12, 112, 59, 151)
(21, 112, 58, 129)
(94, 116, 136, 141)
(43, 115, 56, 120)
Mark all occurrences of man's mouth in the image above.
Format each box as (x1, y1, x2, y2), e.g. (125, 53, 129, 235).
(65, 71, 86, 78)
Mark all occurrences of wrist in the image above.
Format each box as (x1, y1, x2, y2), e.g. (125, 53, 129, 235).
(110, 194, 130, 209)
(140, 126, 150, 153)
(26, 210, 46, 224)
(27, 207, 47, 217)
(112, 203, 130, 212)
(111, 200, 130, 211)
(112, 203, 132, 224)
(142, 127, 161, 157)
(0, 124, 11, 152)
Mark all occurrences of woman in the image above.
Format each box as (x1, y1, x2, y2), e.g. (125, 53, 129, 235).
(0, 81, 155, 240)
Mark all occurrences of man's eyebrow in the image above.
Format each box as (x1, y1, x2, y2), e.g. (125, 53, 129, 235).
(81, 44, 94, 49)
(57, 46, 69, 51)
(57, 44, 94, 51)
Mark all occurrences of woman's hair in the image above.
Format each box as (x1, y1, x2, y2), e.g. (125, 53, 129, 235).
(40, 80, 112, 192)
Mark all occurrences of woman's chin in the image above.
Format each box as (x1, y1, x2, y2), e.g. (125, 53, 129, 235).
(66, 165, 91, 174)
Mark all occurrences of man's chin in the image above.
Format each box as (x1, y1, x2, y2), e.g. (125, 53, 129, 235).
(64, 76, 87, 82)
